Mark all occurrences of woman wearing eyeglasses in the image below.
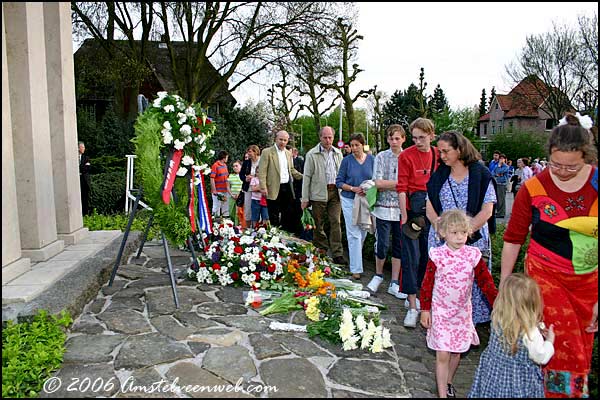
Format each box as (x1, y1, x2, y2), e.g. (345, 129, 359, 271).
(501, 112, 598, 398)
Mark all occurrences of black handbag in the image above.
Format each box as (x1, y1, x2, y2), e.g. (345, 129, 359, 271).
(235, 191, 245, 207)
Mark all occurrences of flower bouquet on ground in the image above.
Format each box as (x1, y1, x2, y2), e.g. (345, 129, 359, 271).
(258, 290, 308, 316)
(187, 221, 289, 286)
(305, 295, 393, 352)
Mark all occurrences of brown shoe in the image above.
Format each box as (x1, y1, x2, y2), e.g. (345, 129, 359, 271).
(351, 273, 361, 280)
(333, 256, 347, 265)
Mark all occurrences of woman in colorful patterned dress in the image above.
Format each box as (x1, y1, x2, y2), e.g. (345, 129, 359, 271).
(501, 112, 598, 398)
(426, 131, 497, 325)
(420, 209, 498, 398)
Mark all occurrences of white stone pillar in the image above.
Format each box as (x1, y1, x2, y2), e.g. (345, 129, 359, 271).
(4, 2, 64, 261)
(43, 2, 88, 245)
(2, 4, 31, 283)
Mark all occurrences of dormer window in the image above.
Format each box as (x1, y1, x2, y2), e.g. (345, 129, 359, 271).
(495, 103, 498, 110)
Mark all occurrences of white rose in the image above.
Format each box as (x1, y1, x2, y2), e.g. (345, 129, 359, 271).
(164, 104, 175, 113)
(180, 124, 192, 135)
(181, 155, 195, 166)
(176, 167, 188, 176)
(174, 139, 185, 150)
(177, 113, 187, 124)
(163, 121, 172, 130)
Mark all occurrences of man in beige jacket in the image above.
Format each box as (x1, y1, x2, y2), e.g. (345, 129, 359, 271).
(301, 126, 346, 265)
(258, 130, 303, 232)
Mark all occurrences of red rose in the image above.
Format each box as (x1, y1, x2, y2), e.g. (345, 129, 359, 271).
(212, 263, 221, 271)
(253, 272, 261, 281)
(200, 262, 206, 268)
(234, 246, 243, 254)
(267, 264, 276, 273)
(231, 272, 239, 280)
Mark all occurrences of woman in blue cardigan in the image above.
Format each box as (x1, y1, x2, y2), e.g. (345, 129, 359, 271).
(336, 133, 375, 279)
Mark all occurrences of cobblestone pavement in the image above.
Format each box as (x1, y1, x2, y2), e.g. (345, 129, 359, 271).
(42, 240, 491, 398)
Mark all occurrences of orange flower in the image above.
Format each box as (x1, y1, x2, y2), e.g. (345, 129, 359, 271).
(287, 259, 300, 274)
(294, 272, 308, 288)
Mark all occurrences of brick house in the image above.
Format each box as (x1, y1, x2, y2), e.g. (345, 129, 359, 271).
(478, 75, 571, 138)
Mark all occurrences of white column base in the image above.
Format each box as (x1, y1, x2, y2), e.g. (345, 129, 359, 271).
(58, 227, 89, 246)
(21, 240, 64, 262)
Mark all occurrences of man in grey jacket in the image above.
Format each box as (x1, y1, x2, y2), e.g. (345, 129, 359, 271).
(301, 126, 346, 265)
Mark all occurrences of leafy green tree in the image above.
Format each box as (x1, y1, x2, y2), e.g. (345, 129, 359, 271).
(76, 105, 134, 160)
(429, 84, 448, 114)
(488, 130, 547, 163)
(451, 106, 479, 136)
(382, 84, 421, 130)
(478, 88, 487, 117)
(210, 102, 273, 165)
(432, 108, 452, 134)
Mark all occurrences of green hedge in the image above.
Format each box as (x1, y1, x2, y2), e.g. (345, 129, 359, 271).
(83, 210, 160, 241)
(2, 310, 72, 398)
(89, 155, 128, 175)
(89, 170, 127, 215)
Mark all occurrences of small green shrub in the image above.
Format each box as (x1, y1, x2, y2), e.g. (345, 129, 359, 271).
(89, 170, 127, 215)
(83, 210, 160, 241)
(2, 310, 72, 398)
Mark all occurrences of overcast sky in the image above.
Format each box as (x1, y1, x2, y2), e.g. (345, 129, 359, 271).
(233, 2, 597, 113)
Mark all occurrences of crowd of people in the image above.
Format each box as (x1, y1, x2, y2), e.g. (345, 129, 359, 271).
(206, 112, 597, 398)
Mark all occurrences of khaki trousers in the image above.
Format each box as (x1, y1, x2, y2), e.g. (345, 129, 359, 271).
(311, 187, 343, 258)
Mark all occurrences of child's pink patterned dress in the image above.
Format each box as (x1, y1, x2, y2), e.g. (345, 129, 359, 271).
(426, 244, 481, 353)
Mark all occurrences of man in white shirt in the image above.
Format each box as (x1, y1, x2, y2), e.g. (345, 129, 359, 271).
(258, 131, 303, 231)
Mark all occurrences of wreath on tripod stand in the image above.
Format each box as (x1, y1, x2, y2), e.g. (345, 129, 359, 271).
(133, 91, 216, 245)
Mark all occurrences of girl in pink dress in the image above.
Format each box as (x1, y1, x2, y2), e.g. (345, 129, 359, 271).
(420, 209, 498, 398)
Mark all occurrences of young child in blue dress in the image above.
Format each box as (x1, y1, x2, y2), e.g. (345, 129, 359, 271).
(468, 273, 555, 398)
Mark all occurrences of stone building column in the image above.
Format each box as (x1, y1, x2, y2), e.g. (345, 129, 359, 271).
(2, 4, 31, 283)
(4, 2, 64, 261)
(43, 2, 88, 245)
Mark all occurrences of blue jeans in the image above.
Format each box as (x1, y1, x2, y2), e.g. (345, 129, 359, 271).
(400, 210, 430, 295)
(375, 218, 402, 260)
(251, 199, 269, 222)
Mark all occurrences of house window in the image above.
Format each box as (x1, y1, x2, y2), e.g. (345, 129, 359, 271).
(545, 119, 556, 130)
(508, 121, 513, 132)
(499, 120, 503, 133)
(491, 121, 495, 134)
(495, 103, 498, 110)
(484, 124, 488, 136)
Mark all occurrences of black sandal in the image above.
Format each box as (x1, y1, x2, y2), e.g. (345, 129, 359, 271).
(447, 383, 456, 398)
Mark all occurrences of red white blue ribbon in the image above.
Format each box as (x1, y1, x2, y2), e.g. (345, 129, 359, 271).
(196, 172, 213, 235)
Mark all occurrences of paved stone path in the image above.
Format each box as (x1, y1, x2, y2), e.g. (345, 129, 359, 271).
(42, 240, 491, 398)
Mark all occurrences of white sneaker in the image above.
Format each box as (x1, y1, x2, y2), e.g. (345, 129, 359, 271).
(404, 298, 421, 311)
(387, 283, 408, 299)
(367, 275, 384, 293)
(404, 309, 419, 328)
